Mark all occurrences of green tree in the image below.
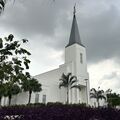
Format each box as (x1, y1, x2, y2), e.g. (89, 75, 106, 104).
(21, 77, 42, 104)
(90, 87, 106, 107)
(59, 73, 78, 104)
(0, 34, 31, 83)
(107, 92, 120, 107)
(0, 34, 31, 105)
(4, 83, 21, 106)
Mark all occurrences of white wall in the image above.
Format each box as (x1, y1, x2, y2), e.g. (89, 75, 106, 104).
(7, 43, 90, 106)
(65, 44, 90, 104)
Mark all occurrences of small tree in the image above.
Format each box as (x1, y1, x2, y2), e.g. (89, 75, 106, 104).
(4, 83, 21, 106)
(0, 34, 31, 105)
(21, 77, 42, 104)
(90, 87, 106, 107)
(59, 73, 77, 104)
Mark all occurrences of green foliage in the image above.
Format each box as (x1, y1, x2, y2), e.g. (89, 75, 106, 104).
(4, 83, 21, 105)
(0, 34, 31, 106)
(47, 102, 63, 106)
(90, 87, 106, 107)
(59, 73, 77, 89)
(21, 77, 42, 104)
(107, 92, 120, 107)
(0, 105, 120, 120)
(1, 102, 87, 108)
(27, 103, 46, 107)
(0, 34, 31, 83)
(59, 73, 78, 104)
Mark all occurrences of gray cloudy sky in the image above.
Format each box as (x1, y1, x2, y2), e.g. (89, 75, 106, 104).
(0, 0, 120, 93)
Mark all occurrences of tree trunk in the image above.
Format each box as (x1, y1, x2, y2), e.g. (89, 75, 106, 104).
(66, 87, 69, 104)
(97, 99, 100, 107)
(8, 95, 12, 106)
(0, 97, 1, 106)
(28, 91, 32, 104)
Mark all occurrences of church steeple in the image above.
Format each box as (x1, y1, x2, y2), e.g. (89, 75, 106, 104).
(66, 6, 83, 47)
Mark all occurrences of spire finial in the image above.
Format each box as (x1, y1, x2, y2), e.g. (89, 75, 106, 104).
(73, 3, 76, 15)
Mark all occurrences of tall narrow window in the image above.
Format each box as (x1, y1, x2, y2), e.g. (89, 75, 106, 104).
(42, 95, 46, 104)
(35, 93, 39, 103)
(80, 53, 83, 63)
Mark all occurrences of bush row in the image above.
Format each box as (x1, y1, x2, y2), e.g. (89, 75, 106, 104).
(0, 103, 120, 120)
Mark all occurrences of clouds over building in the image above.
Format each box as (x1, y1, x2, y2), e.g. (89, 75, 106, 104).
(0, 0, 120, 92)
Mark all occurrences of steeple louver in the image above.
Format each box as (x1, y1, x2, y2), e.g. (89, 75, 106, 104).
(66, 13, 84, 47)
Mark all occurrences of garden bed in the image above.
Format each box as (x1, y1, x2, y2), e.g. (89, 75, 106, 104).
(0, 104, 120, 120)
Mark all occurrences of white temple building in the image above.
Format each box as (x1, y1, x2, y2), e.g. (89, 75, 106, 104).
(4, 10, 90, 105)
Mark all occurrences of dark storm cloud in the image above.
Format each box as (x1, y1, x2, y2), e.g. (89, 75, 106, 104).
(0, 0, 120, 63)
(0, 0, 58, 36)
(0, 0, 72, 37)
(81, 5, 120, 63)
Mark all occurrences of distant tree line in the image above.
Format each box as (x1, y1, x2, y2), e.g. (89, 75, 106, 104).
(106, 89, 120, 107)
(90, 87, 120, 107)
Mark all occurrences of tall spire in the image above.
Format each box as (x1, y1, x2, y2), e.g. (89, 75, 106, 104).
(66, 6, 83, 47)
(73, 4, 76, 15)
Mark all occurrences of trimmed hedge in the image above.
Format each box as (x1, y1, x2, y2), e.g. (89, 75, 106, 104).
(0, 104, 120, 120)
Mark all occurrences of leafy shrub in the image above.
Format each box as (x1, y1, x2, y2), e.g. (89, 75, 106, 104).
(27, 103, 46, 107)
(47, 102, 63, 106)
(0, 104, 120, 120)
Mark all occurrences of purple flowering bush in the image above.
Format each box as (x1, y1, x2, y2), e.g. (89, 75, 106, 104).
(0, 104, 120, 120)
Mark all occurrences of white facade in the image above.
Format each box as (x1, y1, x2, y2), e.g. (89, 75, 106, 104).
(2, 12, 90, 106)
(12, 43, 90, 105)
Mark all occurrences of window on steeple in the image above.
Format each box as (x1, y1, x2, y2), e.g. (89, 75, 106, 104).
(80, 53, 83, 64)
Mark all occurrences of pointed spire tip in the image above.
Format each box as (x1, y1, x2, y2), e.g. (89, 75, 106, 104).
(73, 3, 76, 15)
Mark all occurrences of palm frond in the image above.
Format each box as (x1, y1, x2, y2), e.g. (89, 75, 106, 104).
(90, 88, 97, 93)
(59, 78, 67, 83)
(70, 84, 81, 90)
(90, 88, 106, 102)
(66, 73, 71, 80)
(62, 73, 67, 79)
(90, 95, 97, 99)
(98, 95, 106, 100)
(98, 90, 104, 94)
(90, 93, 97, 98)
(59, 82, 67, 88)
(70, 79, 77, 86)
(69, 75, 77, 82)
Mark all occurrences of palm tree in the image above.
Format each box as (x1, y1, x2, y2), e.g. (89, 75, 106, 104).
(21, 78, 42, 104)
(59, 73, 77, 104)
(90, 87, 106, 107)
(4, 83, 21, 106)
